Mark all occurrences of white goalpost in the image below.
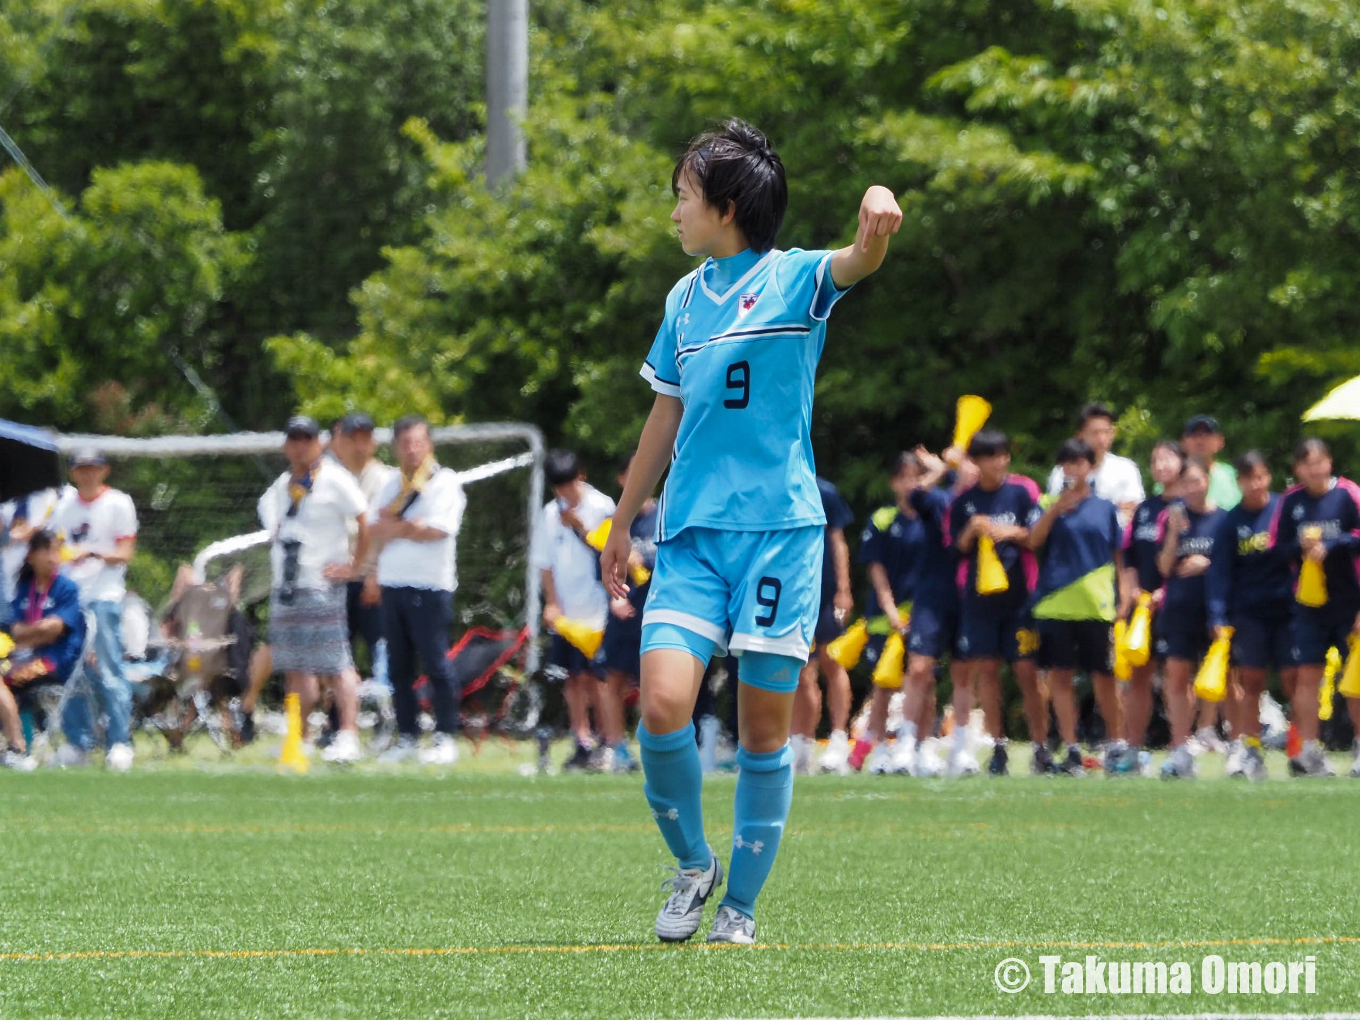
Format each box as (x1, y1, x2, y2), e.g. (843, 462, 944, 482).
(53, 422, 546, 670)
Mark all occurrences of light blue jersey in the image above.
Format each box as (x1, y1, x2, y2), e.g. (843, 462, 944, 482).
(641, 247, 850, 541)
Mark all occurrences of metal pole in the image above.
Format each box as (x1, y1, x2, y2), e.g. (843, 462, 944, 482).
(485, 0, 527, 187)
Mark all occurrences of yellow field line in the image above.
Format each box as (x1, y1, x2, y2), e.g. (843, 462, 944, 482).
(4, 935, 1358, 963)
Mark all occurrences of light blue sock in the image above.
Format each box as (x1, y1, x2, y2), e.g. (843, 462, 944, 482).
(721, 743, 794, 920)
(638, 722, 711, 871)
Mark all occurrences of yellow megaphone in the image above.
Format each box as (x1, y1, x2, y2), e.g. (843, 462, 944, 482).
(1339, 635, 1360, 700)
(553, 617, 604, 660)
(1113, 619, 1132, 681)
(871, 631, 906, 689)
(585, 519, 652, 586)
(1296, 526, 1327, 607)
(976, 534, 1009, 595)
(1320, 646, 1341, 721)
(827, 618, 869, 669)
(952, 395, 992, 456)
(1124, 593, 1153, 667)
(1193, 627, 1233, 703)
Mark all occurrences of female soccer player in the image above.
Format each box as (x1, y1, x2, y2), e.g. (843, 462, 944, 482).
(1114, 439, 1185, 774)
(1028, 439, 1126, 776)
(1206, 451, 1296, 781)
(1156, 459, 1227, 779)
(600, 119, 901, 944)
(1270, 438, 1360, 778)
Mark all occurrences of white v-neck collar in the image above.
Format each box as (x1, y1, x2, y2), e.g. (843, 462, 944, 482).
(698, 249, 777, 305)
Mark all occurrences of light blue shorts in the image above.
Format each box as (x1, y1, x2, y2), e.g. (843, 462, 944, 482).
(640, 525, 822, 663)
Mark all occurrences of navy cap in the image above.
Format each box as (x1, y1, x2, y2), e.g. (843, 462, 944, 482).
(69, 447, 108, 469)
(1183, 414, 1222, 436)
(340, 411, 376, 434)
(285, 415, 320, 439)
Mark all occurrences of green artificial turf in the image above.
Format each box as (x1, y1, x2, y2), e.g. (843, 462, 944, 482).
(0, 741, 1356, 1019)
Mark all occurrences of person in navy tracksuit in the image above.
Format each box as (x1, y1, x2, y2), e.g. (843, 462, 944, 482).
(1206, 451, 1296, 780)
(1269, 438, 1360, 778)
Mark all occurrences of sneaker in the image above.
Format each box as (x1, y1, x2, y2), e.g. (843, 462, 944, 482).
(1056, 746, 1085, 777)
(947, 748, 979, 778)
(1101, 741, 1129, 775)
(1194, 726, 1226, 755)
(378, 735, 420, 764)
(865, 743, 894, 775)
(1241, 742, 1268, 782)
(913, 745, 943, 778)
(562, 742, 593, 772)
(847, 737, 874, 773)
(707, 905, 756, 945)
(0, 749, 37, 772)
(612, 744, 641, 774)
(1105, 744, 1138, 775)
(419, 733, 459, 766)
(655, 846, 722, 943)
(1290, 742, 1334, 778)
(888, 736, 916, 775)
(790, 735, 815, 776)
(320, 729, 362, 764)
(106, 743, 134, 773)
(1161, 744, 1197, 779)
(1031, 744, 1055, 776)
(586, 744, 614, 773)
(54, 744, 88, 769)
(987, 743, 1009, 776)
(818, 730, 850, 775)
(240, 711, 257, 745)
(1224, 740, 1246, 778)
(1351, 740, 1360, 779)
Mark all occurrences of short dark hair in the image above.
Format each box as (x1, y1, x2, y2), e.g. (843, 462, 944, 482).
(1056, 438, 1095, 466)
(672, 119, 787, 253)
(892, 451, 921, 476)
(967, 428, 1010, 460)
(1077, 402, 1115, 430)
(1234, 450, 1270, 477)
(1180, 456, 1210, 478)
(1293, 437, 1331, 465)
(1151, 438, 1186, 466)
(545, 449, 582, 486)
(18, 528, 56, 587)
(393, 414, 430, 441)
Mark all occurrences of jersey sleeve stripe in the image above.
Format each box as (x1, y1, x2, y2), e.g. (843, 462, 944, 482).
(640, 362, 681, 397)
(810, 252, 851, 322)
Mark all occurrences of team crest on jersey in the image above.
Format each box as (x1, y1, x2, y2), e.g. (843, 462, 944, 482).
(738, 292, 759, 316)
(1293, 504, 1306, 521)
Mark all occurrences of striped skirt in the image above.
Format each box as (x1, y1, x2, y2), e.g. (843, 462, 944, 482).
(269, 584, 353, 674)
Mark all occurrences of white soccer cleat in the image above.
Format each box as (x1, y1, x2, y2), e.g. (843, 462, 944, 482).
(865, 743, 894, 775)
(53, 744, 88, 769)
(888, 736, 916, 775)
(790, 735, 815, 776)
(1224, 740, 1246, 778)
(818, 730, 850, 775)
(947, 747, 979, 778)
(378, 736, 420, 764)
(106, 743, 134, 773)
(321, 729, 363, 764)
(913, 745, 944, 778)
(419, 733, 459, 766)
(706, 905, 755, 945)
(0, 749, 37, 772)
(655, 847, 722, 943)
(1192, 726, 1225, 755)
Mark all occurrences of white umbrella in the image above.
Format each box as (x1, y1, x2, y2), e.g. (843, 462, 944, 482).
(1302, 374, 1360, 422)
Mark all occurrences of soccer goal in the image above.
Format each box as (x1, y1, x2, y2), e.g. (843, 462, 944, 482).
(52, 423, 545, 668)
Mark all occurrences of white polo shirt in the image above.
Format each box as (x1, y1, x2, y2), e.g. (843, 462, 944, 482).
(530, 485, 616, 630)
(258, 460, 368, 591)
(1047, 453, 1145, 523)
(369, 467, 466, 592)
(51, 487, 139, 605)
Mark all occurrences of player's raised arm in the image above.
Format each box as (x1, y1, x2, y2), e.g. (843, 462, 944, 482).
(830, 185, 903, 289)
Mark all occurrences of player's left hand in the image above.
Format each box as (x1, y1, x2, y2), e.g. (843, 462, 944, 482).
(856, 185, 902, 252)
(600, 523, 632, 600)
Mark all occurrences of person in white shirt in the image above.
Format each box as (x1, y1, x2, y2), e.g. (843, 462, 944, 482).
(258, 416, 371, 764)
(329, 412, 397, 689)
(364, 414, 467, 766)
(1045, 402, 1145, 523)
(50, 451, 139, 771)
(530, 449, 616, 771)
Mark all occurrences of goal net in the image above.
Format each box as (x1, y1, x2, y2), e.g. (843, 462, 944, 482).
(51, 424, 544, 668)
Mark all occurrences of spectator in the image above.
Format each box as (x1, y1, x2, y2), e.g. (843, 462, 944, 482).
(258, 416, 370, 764)
(1, 530, 85, 771)
(3, 487, 64, 602)
(596, 454, 654, 773)
(330, 412, 396, 690)
(531, 449, 615, 771)
(50, 449, 138, 771)
(1182, 415, 1241, 510)
(366, 414, 468, 766)
(1046, 402, 1145, 523)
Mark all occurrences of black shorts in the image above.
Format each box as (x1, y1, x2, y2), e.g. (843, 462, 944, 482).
(601, 612, 642, 679)
(1036, 619, 1113, 673)
(813, 599, 844, 645)
(543, 633, 603, 684)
